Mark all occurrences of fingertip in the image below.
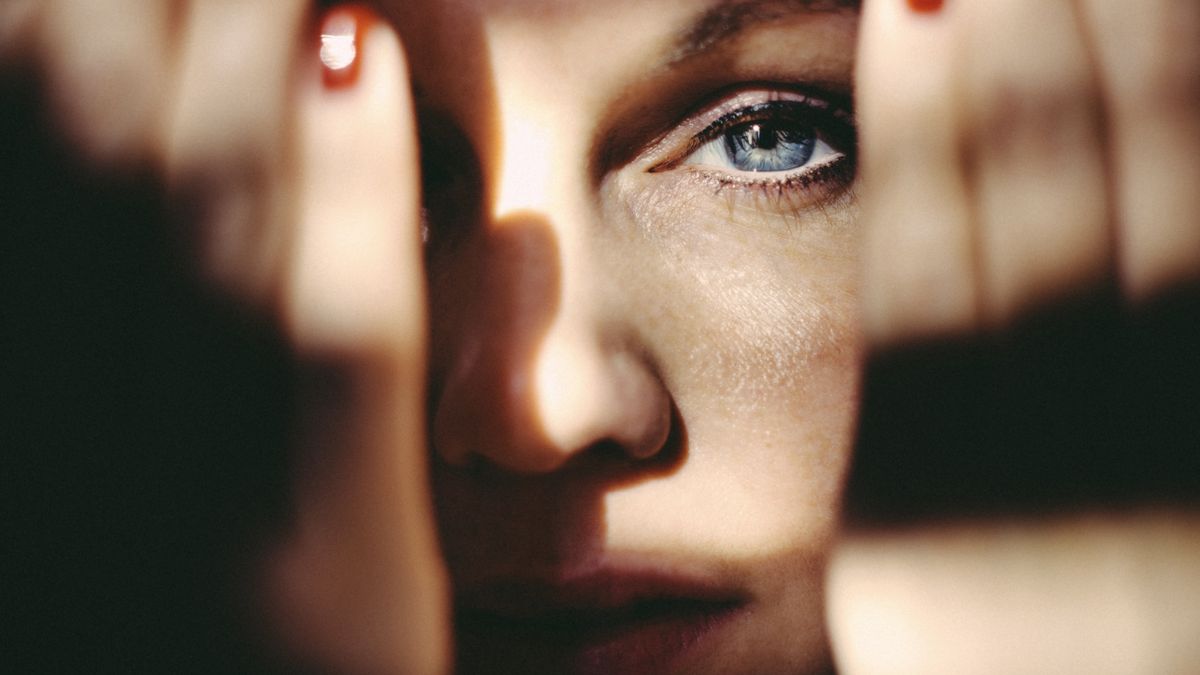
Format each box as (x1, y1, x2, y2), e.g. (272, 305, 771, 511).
(317, 3, 378, 90)
(907, 0, 945, 14)
(289, 8, 421, 354)
(857, 0, 980, 349)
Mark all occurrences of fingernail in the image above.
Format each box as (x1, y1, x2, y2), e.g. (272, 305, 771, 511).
(319, 4, 376, 89)
(907, 0, 944, 13)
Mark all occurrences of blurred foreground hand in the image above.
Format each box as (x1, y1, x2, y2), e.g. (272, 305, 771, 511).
(1, 0, 310, 298)
(831, 1, 1200, 673)
(1, 3, 449, 673)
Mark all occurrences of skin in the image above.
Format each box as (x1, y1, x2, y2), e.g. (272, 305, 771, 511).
(834, 3, 1200, 672)
(402, 1, 860, 672)
(855, 0, 1200, 344)
(0, 0, 310, 299)
(2, 0, 1197, 673)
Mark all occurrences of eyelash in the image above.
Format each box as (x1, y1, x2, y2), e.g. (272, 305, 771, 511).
(650, 92, 857, 208)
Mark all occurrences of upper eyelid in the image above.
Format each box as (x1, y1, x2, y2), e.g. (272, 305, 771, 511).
(662, 89, 812, 142)
(693, 99, 845, 145)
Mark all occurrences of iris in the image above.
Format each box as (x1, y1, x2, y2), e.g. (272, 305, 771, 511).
(723, 120, 816, 172)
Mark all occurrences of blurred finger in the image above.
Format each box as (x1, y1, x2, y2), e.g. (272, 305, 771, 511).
(959, 0, 1112, 326)
(32, 0, 176, 164)
(162, 0, 307, 302)
(829, 513, 1200, 675)
(1076, 0, 1200, 301)
(857, 0, 978, 348)
(0, 0, 41, 63)
(271, 12, 448, 674)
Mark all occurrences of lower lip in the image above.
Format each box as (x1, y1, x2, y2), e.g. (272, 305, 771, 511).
(456, 600, 746, 675)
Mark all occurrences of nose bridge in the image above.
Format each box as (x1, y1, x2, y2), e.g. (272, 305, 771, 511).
(430, 104, 670, 472)
(492, 111, 557, 221)
(482, 41, 604, 223)
(433, 213, 568, 471)
(431, 85, 581, 469)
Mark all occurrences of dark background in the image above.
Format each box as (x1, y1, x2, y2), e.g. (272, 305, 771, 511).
(2, 73, 297, 674)
(848, 286, 1200, 527)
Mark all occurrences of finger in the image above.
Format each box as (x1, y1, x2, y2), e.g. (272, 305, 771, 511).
(270, 12, 448, 674)
(29, 0, 176, 165)
(0, 0, 42, 63)
(959, 0, 1113, 326)
(161, 0, 307, 303)
(829, 514, 1200, 675)
(1076, 0, 1200, 301)
(857, 0, 979, 348)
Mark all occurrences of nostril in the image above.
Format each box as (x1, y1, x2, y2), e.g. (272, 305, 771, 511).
(607, 393, 687, 481)
(599, 399, 671, 465)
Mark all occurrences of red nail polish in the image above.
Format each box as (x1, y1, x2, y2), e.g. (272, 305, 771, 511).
(907, 0, 944, 13)
(319, 4, 375, 89)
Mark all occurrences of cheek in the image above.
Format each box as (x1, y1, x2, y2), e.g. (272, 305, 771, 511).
(607, 174, 861, 408)
(599, 178, 863, 557)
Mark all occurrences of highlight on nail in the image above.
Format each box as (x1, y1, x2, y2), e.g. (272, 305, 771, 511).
(319, 5, 372, 88)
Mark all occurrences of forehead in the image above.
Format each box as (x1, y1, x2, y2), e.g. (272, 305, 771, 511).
(388, 0, 701, 83)
(386, 0, 858, 114)
(389, 0, 858, 55)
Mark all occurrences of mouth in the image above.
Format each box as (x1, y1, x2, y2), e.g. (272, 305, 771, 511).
(453, 568, 749, 674)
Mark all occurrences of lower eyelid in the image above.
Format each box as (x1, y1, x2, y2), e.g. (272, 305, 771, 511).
(611, 152, 854, 234)
(676, 153, 854, 192)
(675, 151, 856, 212)
(708, 152, 846, 186)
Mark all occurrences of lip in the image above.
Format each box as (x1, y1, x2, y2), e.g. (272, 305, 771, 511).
(454, 567, 748, 674)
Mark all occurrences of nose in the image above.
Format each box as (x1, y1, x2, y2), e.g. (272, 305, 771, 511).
(431, 212, 672, 474)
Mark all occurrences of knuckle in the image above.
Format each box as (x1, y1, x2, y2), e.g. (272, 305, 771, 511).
(0, 0, 40, 63)
(1099, 0, 1200, 113)
(1137, 47, 1200, 114)
(961, 1, 1103, 143)
(36, 12, 169, 166)
(964, 65, 1100, 150)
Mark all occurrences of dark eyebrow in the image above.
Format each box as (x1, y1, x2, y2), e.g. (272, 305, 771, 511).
(669, 0, 860, 64)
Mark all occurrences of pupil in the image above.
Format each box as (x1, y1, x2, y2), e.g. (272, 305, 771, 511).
(723, 119, 815, 172)
(749, 124, 778, 150)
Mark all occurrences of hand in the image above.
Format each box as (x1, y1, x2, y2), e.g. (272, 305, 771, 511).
(0, 0, 307, 299)
(854, 0, 1200, 346)
(830, 1, 1200, 673)
(2, 3, 449, 672)
(264, 11, 450, 674)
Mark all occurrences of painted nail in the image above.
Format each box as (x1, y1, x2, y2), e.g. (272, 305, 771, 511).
(319, 4, 375, 89)
(907, 0, 944, 13)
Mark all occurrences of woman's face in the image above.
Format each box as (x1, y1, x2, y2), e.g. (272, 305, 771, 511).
(390, 0, 862, 671)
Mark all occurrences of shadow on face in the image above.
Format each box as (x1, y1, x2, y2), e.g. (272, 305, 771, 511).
(400, 1, 862, 673)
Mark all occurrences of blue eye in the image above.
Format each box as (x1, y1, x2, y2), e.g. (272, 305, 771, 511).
(681, 100, 843, 175)
(723, 120, 815, 172)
